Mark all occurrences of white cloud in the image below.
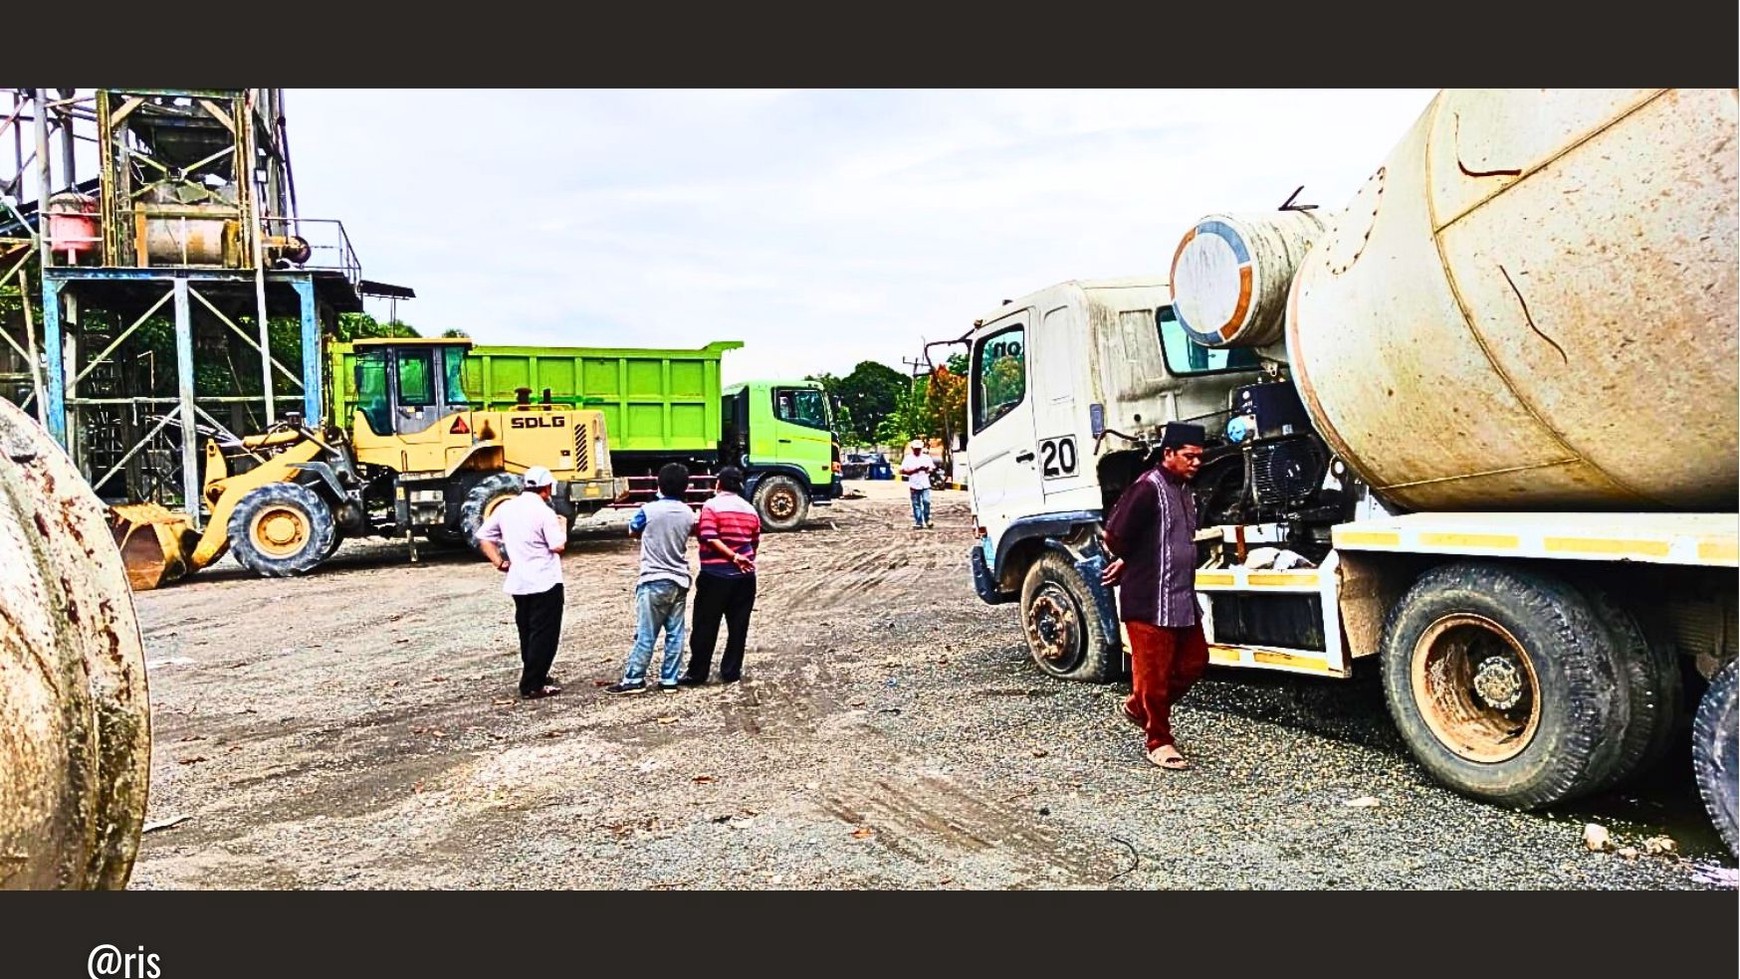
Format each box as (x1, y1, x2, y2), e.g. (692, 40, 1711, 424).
(284, 88, 1436, 382)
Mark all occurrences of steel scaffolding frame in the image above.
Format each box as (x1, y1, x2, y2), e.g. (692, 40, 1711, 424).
(1, 88, 364, 520)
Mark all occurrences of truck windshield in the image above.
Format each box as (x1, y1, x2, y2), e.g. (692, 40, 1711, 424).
(1156, 305, 1262, 375)
(775, 387, 830, 431)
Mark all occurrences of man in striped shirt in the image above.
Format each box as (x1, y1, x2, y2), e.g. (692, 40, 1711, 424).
(1100, 422, 1208, 770)
(677, 466, 762, 686)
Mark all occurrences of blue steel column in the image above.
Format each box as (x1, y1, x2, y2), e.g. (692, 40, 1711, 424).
(40, 275, 67, 446)
(290, 275, 322, 424)
(172, 277, 202, 529)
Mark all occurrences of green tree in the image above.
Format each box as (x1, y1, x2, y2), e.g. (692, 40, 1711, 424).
(833, 360, 906, 444)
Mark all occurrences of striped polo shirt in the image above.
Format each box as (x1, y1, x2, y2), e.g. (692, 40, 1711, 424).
(697, 491, 761, 578)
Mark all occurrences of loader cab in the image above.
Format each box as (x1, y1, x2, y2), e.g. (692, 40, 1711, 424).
(353, 338, 474, 438)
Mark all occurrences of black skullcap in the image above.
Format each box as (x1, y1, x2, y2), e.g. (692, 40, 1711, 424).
(1160, 422, 1207, 449)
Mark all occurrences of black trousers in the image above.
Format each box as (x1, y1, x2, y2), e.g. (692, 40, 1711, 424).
(512, 584, 564, 694)
(686, 572, 756, 682)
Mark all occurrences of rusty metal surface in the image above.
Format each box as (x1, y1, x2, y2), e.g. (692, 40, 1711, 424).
(0, 397, 151, 889)
(1287, 89, 1739, 512)
(1170, 209, 1328, 349)
(109, 502, 201, 591)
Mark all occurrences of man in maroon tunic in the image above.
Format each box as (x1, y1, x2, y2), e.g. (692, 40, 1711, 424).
(1100, 422, 1208, 770)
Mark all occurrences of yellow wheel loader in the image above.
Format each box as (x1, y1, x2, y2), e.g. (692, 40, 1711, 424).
(111, 337, 625, 589)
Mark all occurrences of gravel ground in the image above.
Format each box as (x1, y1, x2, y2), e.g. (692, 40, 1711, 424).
(127, 480, 1737, 890)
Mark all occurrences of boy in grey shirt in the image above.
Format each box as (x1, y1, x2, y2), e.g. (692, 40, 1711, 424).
(607, 463, 698, 694)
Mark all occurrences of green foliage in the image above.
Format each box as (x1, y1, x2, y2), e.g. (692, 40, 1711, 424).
(827, 360, 906, 444)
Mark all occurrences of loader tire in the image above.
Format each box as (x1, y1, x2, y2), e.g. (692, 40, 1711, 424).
(1693, 659, 1738, 858)
(1020, 550, 1115, 683)
(228, 482, 337, 578)
(1380, 562, 1628, 810)
(753, 474, 808, 531)
(461, 472, 523, 550)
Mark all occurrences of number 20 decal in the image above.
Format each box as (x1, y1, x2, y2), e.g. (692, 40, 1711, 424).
(1038, 435, 1078, 479)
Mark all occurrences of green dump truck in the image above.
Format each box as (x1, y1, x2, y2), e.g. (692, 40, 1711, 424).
(329, 340, 842, 530)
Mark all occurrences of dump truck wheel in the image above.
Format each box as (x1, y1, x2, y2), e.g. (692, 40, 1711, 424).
(754, 474, 808, 531)
(227, 482, 336, 578)
(1380, 562, 1628, 810)
(1579, 583, 1682, 791)
(1020, 550, 1114, 683)
(461, 472, 523, 550)
(1693, 659, 1738, 858)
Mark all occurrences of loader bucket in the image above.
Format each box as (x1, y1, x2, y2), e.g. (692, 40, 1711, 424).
(108, 503, 204, 591)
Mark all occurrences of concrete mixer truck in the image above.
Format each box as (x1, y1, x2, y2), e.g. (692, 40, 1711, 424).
(957, 89, 1739, 855)
(1, 396, 151, 889)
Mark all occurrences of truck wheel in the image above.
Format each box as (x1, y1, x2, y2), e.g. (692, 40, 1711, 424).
(1020, 550, 1114, 683)
(1379, 562, 1627, 809)
(1579, 584, 1682, 791)
(754, 474, 808, 531)
(1693, 659, 1738, 858)
(322, 530, 345, 562)
(460, 472, 523, 550)
(227, 482, 337, 578)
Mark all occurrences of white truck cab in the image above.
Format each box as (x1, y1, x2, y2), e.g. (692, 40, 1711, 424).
(963, 277, 1262, 680)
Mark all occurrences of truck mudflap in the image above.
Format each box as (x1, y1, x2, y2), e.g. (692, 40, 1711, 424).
(1062, 543, 1123, 661)
(969, 544, 1016, 605)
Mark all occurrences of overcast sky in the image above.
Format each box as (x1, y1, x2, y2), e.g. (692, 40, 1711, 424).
(284, 89, 1437, 384)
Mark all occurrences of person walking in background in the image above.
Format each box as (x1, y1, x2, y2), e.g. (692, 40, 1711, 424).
(1100, 422, 1209, 770)
(606, 463, 697, 695)
(474, 466, 568, 700)
(900, 438, 936, 529)
(678, 466, 761, 686)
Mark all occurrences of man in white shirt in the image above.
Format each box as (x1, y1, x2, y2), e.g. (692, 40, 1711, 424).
(474, 466, 568, 699)
(899, 439, 937, 530)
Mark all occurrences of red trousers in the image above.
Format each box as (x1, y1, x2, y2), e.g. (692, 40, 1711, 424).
(1123, 620, 1209, 752)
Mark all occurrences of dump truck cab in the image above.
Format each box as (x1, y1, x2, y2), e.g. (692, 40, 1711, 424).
(721, 378, 843, 531)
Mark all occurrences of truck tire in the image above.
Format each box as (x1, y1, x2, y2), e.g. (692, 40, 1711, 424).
(1020, 550, 1115, 683)
(227, 482, 337, 578)
(1692, 658, 1738, 858)
(460, 472, 523, 550)
(1379, 562, 1628, 809)
(1579, 584, 1682, 791)
(754, 474, 808, 531)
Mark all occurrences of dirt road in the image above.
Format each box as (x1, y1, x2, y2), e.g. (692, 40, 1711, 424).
(128, 480, 1735, 889)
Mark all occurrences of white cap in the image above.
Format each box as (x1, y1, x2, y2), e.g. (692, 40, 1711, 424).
(910, 439, 925, 450)
(522, 466, 554, 488)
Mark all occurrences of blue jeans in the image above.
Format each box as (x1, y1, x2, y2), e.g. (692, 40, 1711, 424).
(623, 579, 688, 685)
(910, 487, 931, 527)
